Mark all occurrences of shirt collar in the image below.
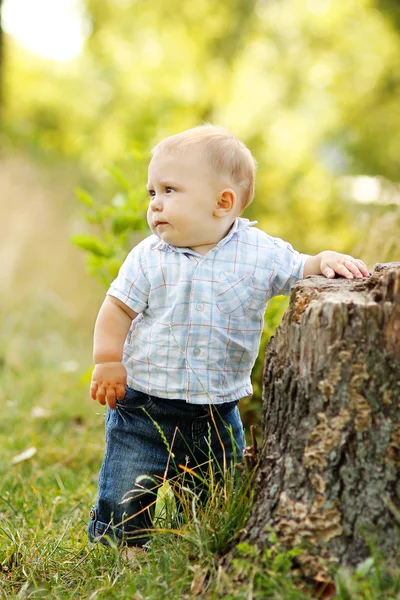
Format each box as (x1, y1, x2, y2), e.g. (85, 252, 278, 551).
(153, 217, 257, 255)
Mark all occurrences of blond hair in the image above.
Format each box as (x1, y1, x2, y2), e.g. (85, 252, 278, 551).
(151, 124, 257, 211)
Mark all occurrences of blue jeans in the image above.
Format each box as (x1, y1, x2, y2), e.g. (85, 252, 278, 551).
(88, 387, 246, 547)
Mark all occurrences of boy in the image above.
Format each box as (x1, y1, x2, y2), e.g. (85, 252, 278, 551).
(88, 125, 369, 550)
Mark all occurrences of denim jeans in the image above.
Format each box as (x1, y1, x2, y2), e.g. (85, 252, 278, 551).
(88, 387, 246, 547)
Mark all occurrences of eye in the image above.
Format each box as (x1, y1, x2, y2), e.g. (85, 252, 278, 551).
(147, 189, 155, 198)
(165, 186, 174, 194)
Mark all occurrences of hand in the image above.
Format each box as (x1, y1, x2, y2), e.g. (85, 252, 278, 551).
(90, 362, 127, 410)
(319, 251, 370, 280)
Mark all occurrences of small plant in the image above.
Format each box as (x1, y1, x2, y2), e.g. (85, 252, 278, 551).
(72, 155, 149, 286)
(168, 454, 256, 557)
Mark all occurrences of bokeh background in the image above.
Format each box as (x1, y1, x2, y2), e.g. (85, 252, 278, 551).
(1, 0, 400, 426)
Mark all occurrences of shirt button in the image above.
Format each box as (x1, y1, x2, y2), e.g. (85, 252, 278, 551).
(193, 348, 201, 356)
(197, 303, 204, 311)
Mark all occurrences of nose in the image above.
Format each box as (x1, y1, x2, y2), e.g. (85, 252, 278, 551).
(149, 194, 162, 211)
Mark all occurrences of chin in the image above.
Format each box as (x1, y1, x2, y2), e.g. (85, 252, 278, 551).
(160, 235, 177, 246)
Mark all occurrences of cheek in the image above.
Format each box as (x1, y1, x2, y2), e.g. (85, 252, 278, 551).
(147, 209, 157, 234)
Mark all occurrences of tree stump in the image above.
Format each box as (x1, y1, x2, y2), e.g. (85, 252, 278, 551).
(241, 263, 400, 577)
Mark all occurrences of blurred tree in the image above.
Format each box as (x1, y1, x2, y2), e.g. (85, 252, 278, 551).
(376, 0, 400, 30)
(4, 0, 400, 237)
(78, 0, 260, 163)
(73, 0, 400, 252)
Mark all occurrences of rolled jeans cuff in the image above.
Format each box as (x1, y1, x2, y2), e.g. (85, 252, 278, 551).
(88, 506, 151, 548)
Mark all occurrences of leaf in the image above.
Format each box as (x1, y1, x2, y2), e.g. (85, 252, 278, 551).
(105, 163, 131, 191)
(11, 447, 37, 464)
(236, 542, 259, 558)
(75, 187, 94, 207)
(71, 234, 113, 258)
(111, 214, 146, 234)
(80, 366, 94, 385)
(355, 557, 374, 577)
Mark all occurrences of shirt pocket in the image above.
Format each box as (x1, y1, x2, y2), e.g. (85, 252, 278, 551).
(216, 272, 255, 317)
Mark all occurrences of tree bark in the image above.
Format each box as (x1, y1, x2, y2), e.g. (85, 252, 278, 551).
(241, 263, 400, 577)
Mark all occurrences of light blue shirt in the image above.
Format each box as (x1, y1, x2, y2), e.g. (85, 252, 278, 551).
(108, 218, 309, 404)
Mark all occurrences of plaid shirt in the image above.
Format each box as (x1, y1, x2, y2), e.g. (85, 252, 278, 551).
(108, 218, 308, 404)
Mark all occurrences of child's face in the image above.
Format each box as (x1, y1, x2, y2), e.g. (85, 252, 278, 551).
(147, 150, 231, 254)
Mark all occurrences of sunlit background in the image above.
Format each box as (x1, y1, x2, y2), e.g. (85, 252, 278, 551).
(1, 0, 400, 404)
(3, 0, 86, 61)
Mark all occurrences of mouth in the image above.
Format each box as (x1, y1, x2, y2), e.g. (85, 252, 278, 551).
(154, 221, 169, 227)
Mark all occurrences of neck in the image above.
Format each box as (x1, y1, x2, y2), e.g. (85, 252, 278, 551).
(189, 219, 237, 255)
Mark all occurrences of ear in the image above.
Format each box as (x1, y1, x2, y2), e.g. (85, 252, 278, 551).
(213, 189, 237, 218)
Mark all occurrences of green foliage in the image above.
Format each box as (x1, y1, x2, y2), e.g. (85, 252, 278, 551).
(73, 155, 149, 286)
(250, 297, 289, 401)
(4, 0, 400, 263)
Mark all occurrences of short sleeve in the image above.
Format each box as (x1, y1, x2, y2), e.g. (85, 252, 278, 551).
(271, 237, 310, 297)
(107, 244, 150, 313)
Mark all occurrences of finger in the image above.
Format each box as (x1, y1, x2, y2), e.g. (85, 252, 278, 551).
(354, 259, 370, 277)
(90, 381, 98, 400)
(96, 386, 106, 406)
(107, 388, 117, 410)
(116, 384, 126, 401)
(322, 266, 336, 279)
(333, 263, 354, 279)
(345, 256, 370, 277)
(343, 260, 364, 279)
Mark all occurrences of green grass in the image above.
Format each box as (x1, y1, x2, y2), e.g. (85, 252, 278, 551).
(1, 300, 399, 599)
